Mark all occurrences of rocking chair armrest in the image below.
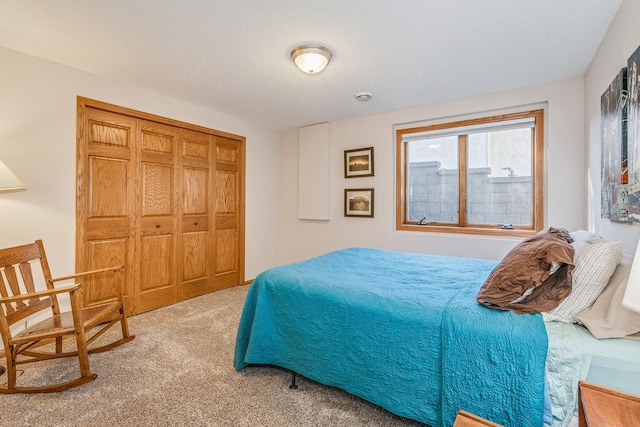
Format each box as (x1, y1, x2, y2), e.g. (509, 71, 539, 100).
(0, 284, 82, 304)
(50, 265, 124, 283)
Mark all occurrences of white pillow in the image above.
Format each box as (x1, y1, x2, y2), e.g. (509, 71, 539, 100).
(543, 239, 622, 323)
(569, 229, 604, 246)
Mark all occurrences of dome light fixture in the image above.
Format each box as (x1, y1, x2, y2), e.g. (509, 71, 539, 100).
(290, 44, 332, 75)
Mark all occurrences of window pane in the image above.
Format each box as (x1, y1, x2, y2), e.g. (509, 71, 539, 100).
(466, 128, 532, 227)
(407, 136, 458, 224)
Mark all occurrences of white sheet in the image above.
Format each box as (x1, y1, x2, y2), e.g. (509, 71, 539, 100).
(544, 320, 640, 427)
(544, 321, 592, 427)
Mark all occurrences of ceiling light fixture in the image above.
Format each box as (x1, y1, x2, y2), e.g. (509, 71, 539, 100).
(355, 92, 373, 102)
(290, 44, 332, 75)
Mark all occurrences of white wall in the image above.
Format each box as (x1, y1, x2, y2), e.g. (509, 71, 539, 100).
(2, 24, 610, 281)
(281, 78, 586, 264)
(0, 46, 282, 282)
(586, 0, 640, 254)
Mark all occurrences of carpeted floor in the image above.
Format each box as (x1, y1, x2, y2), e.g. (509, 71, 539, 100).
(0, 285, 425, 426)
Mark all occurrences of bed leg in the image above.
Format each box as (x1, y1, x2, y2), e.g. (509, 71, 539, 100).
(289, 371, 298, 389)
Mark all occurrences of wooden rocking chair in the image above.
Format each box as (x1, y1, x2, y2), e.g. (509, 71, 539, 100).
(0, 239, 134, 393)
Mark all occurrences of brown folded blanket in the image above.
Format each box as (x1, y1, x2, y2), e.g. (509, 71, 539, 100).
(476, 227, 575, 314)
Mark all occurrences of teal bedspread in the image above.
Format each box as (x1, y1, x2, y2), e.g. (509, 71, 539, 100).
(234, 248, 548, 427)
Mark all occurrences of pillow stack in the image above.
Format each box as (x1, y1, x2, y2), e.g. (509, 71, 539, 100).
(574, 254, 640, 339)
(542, 230, 622, 324)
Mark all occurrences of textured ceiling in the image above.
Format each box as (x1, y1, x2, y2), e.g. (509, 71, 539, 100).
(0, 0, 623, 130)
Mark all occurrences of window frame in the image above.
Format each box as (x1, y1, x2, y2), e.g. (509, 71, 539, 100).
(395, 109, 544, 237)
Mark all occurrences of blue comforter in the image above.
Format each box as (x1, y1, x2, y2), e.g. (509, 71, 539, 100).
(234, 248, 548, 427)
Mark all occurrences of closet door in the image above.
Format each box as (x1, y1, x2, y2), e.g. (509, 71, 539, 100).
(178, 129, 214, 300)
(213, 136, 244, 290)
(77, 97, 246, 315)
(77, 107, 136, 313)
(135, 120, 179, 312)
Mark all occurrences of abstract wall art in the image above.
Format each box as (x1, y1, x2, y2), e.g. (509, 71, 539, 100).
(601, 67, 628, 221)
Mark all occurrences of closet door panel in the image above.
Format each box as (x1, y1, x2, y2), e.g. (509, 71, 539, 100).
(137, 233, 175, 313)
(136, 121, 179, 311)
(141, 163, 173, 216)
(85, 157, 130, 240)
(78, 107, 136, 312)
(85, 238, 127, 305)
(183, 167, 208, 214)
(182, 232, 207, 280)
(178, 129, 213, 300)
(88, 157, 128, 216)
(214, 228, 238, 288)
(213, 136, 243, 290)
(179, 231, 209, 299)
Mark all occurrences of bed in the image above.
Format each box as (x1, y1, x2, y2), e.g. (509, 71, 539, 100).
(234, 233, 640, 427)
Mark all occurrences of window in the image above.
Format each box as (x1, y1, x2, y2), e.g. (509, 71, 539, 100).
(395, 109, 544, 236)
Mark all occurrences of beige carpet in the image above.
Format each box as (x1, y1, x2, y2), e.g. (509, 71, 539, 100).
(0, 285, 425, 426)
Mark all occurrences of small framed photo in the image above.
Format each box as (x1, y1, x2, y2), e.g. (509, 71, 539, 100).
(344, 188, 374, 218)
(344, 147, 374, 178)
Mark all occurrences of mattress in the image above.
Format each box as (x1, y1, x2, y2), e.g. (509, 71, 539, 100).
(581, 327, 640, 395)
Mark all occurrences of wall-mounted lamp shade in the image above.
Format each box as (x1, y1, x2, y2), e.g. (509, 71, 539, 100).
(0, 160, 26, 193)
(623, 243, 640, 314)
(291, 44, 332, 75)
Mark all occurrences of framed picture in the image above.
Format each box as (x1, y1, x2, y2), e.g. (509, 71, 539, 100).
(344, 188, 374, 217)
(344, 147, 374, 178)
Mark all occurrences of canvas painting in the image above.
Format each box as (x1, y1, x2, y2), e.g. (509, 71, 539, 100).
(601, 67, 628, 221)
(628, 46, 640, 221)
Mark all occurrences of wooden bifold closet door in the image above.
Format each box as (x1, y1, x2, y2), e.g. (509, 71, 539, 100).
(76, 97, 245, 315)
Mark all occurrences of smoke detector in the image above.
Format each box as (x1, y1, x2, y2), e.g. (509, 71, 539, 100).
(354, 92, 373, 102)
